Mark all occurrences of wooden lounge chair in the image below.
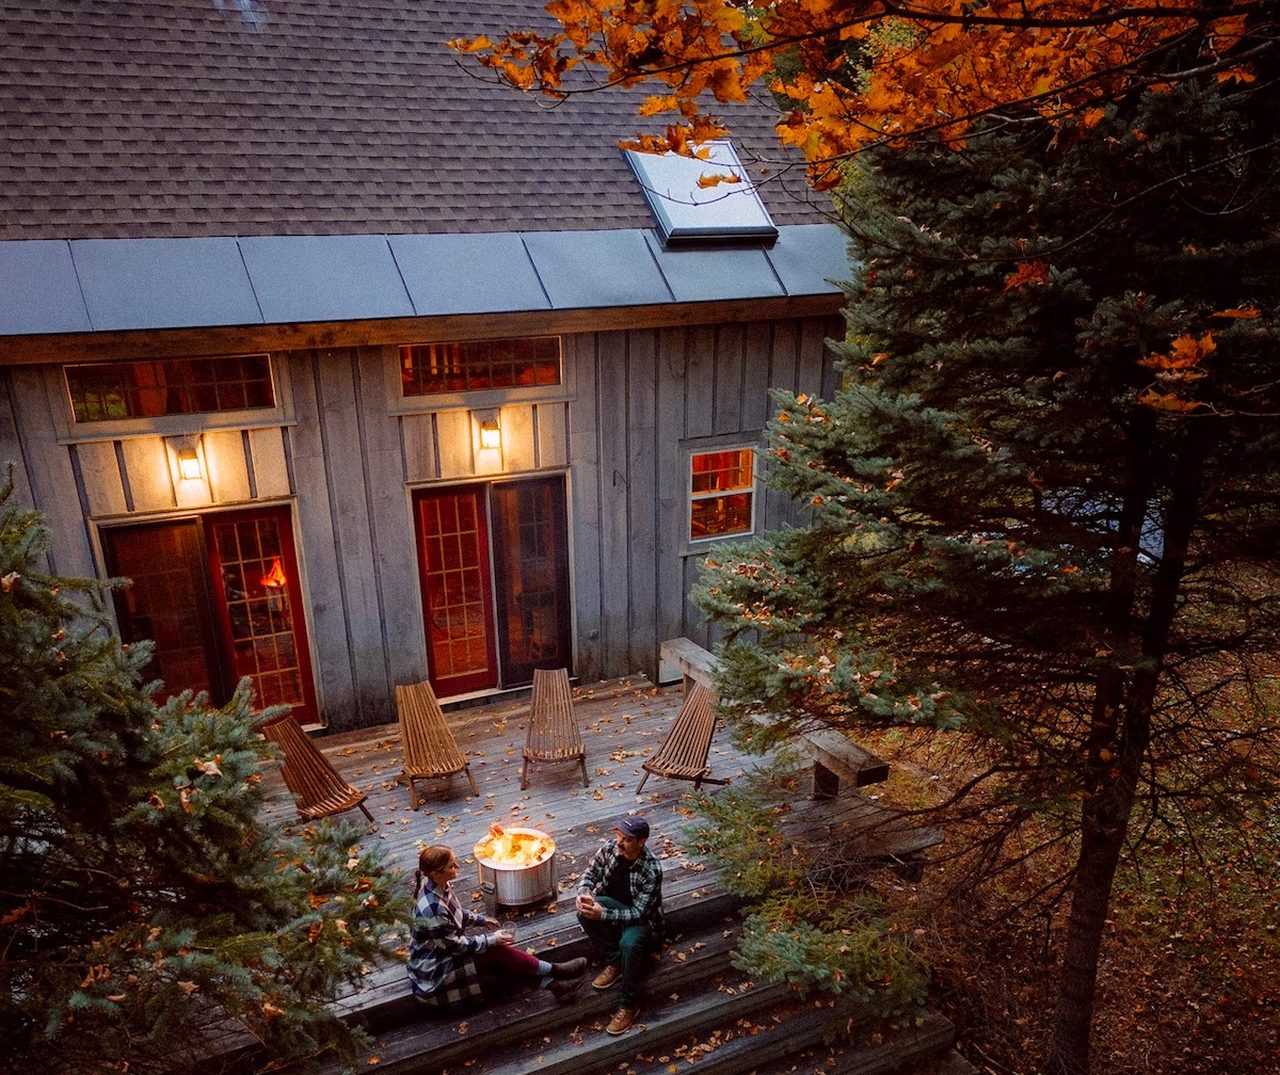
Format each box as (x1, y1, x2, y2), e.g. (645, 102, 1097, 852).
(258, 715, 374, 823)
(395, 680, 479, 810)
(521, 667, 589, 790)
(636, 682, 730, 793)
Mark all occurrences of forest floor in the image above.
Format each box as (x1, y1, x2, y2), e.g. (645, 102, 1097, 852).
(856, 726, 1279, 1075)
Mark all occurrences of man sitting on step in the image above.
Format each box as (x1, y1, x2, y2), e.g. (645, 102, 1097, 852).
(575, 814, 665, 1035)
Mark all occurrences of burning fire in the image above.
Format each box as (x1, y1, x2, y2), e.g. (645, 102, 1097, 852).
(474, 823, 554, 868)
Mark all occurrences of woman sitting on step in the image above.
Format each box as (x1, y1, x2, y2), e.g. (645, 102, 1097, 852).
(408, 844, 586, 1011)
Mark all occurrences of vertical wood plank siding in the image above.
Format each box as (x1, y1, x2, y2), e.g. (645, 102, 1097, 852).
(6, 314, 839, 729)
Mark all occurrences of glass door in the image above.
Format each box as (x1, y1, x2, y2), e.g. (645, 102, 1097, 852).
(491, 477, 572, 684)
(206, 507, 317, 721)
(103, 520, 222, 700)
(414, 485, 499, 696)
(413, 476, 571, 697)
(103, 507, 318, 722)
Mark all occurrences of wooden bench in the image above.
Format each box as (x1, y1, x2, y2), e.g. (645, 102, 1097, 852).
(659, 637, 890, 795)
(659, 635, 719, 694)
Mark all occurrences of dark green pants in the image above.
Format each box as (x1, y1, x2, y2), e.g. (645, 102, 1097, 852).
(577, 895, 651, 1006)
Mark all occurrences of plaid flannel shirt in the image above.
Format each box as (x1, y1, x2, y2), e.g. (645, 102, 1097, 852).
(578, 842, 664, 940)
(406, 879, 491, 1009)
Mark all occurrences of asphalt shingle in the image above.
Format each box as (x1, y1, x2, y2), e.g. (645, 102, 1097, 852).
(1, 0, 829, 241)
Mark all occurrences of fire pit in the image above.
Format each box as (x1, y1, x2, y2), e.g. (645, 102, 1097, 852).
(473, 824, 556, 914)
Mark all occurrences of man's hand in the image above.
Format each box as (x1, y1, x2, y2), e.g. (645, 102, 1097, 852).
(576, 892, 602, 920)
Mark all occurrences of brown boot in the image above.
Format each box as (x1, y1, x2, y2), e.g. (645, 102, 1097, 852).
(549, 976, 582, 1001)
(591, 963, 620, 990)
(550, 956, 587, 978)
(606, 1005, 639, 1034)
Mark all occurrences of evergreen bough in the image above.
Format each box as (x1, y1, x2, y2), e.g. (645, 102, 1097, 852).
(0, 473, 406, 1073)
(695, 72, 1280, 1075)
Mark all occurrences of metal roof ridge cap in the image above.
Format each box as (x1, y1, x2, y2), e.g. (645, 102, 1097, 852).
(63, 238, 95, 333)
(758, 232, 790, 297)
(233, 236, 267, 326)
(516, 232, 554, 310)
(639, 229, 677, 305)
(382, 233, 417, 318)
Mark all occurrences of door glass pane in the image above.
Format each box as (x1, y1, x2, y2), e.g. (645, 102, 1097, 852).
(210, 512, 308, 712)
(103, 521, 220, 701)
(416, 487, 497, 695)
(491, 477, 572, 685)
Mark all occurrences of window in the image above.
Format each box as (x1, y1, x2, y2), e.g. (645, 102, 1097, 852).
(400, 336, 561, 397)
(690, 447, 755, 541)
(65, 354, 274, 422)
(624, 140, 778, 247)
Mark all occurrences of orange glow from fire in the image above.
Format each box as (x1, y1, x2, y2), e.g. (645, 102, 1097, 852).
(261, 557, 288, 589)
(474, 824, 554, 867)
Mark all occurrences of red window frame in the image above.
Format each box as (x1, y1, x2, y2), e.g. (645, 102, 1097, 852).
(689, 447, 756, 541)
(400, 336, 561, 397)
(65, 354, 275, 423)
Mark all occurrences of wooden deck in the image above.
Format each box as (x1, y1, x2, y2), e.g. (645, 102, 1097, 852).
(254, 675, 940, 1054)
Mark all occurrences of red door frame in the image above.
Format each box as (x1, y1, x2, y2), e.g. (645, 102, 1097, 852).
(413, 484, 500, 697)
(205, 506, 319, 723)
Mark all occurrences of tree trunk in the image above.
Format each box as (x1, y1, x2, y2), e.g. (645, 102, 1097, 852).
(1045, 756, 1140, 1075)
(1046, 438, 1205, 1075)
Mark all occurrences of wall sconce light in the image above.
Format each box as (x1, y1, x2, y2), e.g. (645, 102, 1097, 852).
(475, 409, 502, 451)
(176, 446, 203, 481)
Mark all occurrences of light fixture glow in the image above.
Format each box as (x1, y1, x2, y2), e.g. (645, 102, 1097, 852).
(479, 416, 501, 450)
(177, 447, 202, 481)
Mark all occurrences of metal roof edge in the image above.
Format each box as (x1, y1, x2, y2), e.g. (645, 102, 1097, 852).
(0, 225, 846, 340)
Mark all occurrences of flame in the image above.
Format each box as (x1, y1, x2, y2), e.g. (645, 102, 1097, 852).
(474, 823, 554, 867)
(261, 557, 288, 589)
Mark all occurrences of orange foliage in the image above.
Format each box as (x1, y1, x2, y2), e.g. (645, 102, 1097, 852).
(451, 2, 1266, 183)
(1004, 259, 1051, 291)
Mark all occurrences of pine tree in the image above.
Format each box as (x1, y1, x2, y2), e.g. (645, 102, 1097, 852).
(694, 75, 1280, 1075)
(0, 472, 405, 1073)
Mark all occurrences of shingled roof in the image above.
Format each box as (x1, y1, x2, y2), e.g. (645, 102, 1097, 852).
(0, 0, 829, 241)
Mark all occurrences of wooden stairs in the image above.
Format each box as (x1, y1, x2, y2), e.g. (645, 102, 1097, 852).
(313, 884, 971, 1075)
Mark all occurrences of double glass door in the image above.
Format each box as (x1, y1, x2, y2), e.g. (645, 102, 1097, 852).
(413, 476, 571, 697)
(102, 506, 317, 722)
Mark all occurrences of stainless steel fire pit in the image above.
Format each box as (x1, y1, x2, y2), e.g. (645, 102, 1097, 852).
(474, 826, 556, 914)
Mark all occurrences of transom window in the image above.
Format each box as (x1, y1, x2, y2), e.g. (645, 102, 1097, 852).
(690, 447, 755, 541)
(400, 336, 561, 397)
(65, 354, 274, 423)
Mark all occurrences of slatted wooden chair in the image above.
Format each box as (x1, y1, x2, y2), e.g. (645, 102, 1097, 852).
(521, 667, 589, 790)
(636, 682, 730, 793)
(395, 679, 479, 810)
(258, 715, 374, 823)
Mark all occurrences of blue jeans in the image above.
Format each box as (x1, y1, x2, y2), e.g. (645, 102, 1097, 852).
(577, 895, 651, 1006)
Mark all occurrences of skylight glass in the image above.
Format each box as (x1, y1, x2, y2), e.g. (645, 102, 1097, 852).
(624, 141, 778, 247)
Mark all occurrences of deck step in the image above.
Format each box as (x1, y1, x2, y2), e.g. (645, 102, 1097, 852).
(482, 976, 791, 1075)
(337, 883, 745, 1037)
(336, 917, 957, 1075)
(331, 918, 745, 1074)
(745, 1011, 957, 1075)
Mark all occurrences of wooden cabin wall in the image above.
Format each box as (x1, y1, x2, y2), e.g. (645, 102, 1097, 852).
(1, 313, 839, 731)
(569, 314, 842, 684)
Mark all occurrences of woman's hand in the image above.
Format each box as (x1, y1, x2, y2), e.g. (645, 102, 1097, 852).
(493, 929, 516, 946)
(482, 915, 500, 928)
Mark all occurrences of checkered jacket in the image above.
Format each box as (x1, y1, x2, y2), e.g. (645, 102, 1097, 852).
(407, 879, 492, 1009)
(578, 842, 665, 940)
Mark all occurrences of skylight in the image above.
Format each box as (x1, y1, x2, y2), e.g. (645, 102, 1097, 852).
(624, 141, 778, 248)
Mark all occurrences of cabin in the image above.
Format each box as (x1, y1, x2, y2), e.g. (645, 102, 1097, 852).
(0, 0, 848, 731)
